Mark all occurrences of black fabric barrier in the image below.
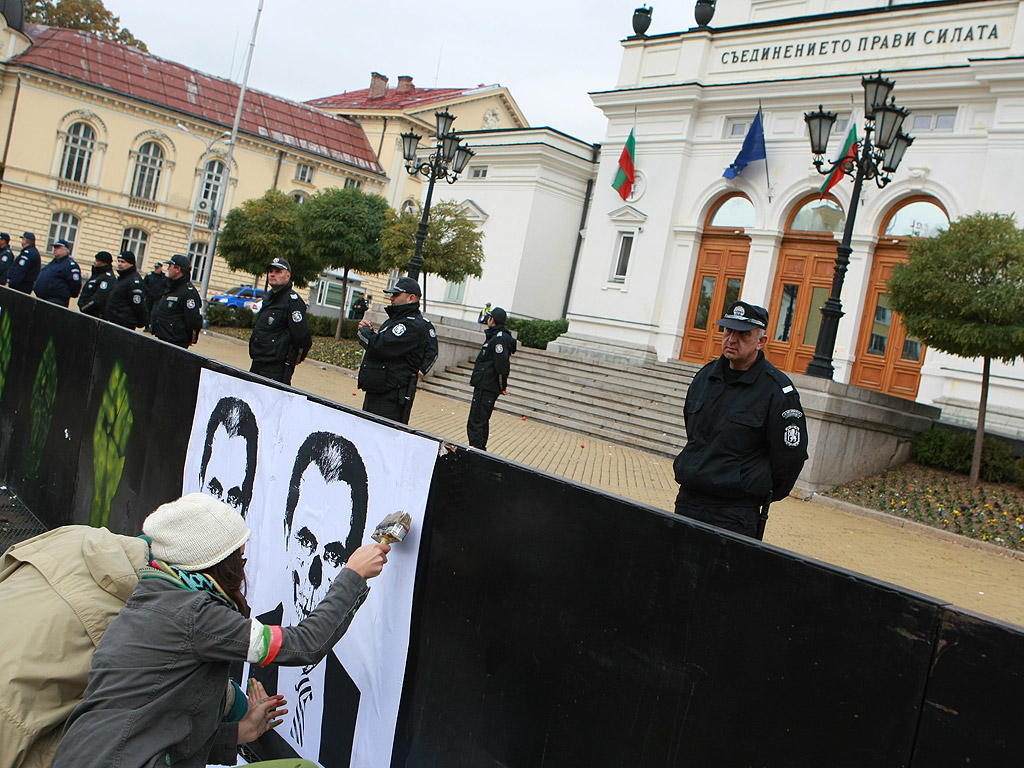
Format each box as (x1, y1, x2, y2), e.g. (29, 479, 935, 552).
(2, 287, 1023, 766)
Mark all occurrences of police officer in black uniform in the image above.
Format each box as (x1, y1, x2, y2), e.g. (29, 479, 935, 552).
(150, 254, 203, 348)
(33, 239, 82, 306)
(7, 232, 41, 294)
(357, 276, 436, 424)
(78, 251, 116, 318)
(0, 233, 13, 285)
(103, 251, 148, 330)
(466, 306, 516, 450)
(672, 300, 809, 540)
(142, 261, 170, 328)
(248, 257, 312, 385)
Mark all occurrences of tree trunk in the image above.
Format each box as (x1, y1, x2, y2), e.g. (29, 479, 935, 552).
(969, 356, 991, 487)
(334, 267, 350, 341)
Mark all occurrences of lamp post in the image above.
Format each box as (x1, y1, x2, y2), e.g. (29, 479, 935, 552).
(400, 110, 474, 281)
(177, 124, 231, 272)
(803, 72, 915, 379)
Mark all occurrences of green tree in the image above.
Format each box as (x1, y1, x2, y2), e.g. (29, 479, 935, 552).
(300, 186, 391, 340)
(888, 211, 1024, 486)
(26, 0, 148, 51)
(217, 189, 319, 288)
(379, 200, 485, 307)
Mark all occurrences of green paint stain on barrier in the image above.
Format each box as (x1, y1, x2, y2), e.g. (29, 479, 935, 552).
(26, 338, 58, 481)
(0, 310, 12, 402)
(90, 362, 133, 528)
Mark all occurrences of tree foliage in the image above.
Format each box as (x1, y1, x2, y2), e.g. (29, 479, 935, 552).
(26, 0, 148, 51)
(888, 211, 1024, 363)
(217, 189, 319, 286)
(379, 200, 485, 282)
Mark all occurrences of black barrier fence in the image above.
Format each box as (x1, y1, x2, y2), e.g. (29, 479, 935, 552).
(1, 285, 1022, 767)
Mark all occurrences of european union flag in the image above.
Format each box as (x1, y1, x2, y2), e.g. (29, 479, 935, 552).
(723, 108, 766, 179)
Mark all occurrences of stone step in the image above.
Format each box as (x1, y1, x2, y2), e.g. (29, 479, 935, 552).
(512, 347, 701, 389)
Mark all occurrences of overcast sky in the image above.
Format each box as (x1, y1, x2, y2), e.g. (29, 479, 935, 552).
(101, 1, 699, 144)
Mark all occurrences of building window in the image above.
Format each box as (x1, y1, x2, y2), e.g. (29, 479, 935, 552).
(121, 227, 149, 266)
(201, 159, 225, 211)
(911, 111, 956, 133)
(610, 233, 634, 283)
(400, 199, 417, 215)
(471, 166, 488, 179)
(315, 280, 347, 308)
(726, 119, 748, 139)
(47, 211, 80, 251)
(444, 279, 466, 304)
(295, 163, 314, 184)
(386, 268, 401, 291)
(344, 177, 362, 189)
(189, 241, 209, 283)
(59, 122, 96, 183)
(131, 141, 164, 200)
(291, 191, 307, 204)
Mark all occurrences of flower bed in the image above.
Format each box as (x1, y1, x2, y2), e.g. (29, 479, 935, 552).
(208, 327, 364, 370)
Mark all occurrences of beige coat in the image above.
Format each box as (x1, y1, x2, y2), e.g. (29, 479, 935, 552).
(0, 526, 148, 768)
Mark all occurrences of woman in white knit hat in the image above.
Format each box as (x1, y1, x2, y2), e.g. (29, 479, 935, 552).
(50, 492, 390, 768)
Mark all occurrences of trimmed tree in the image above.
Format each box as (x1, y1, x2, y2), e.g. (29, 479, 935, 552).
(888, 211, 1024, 486)
(299, 186, 391, 340)
(217, 189, 318, 291)
(379, 200, 485, 309)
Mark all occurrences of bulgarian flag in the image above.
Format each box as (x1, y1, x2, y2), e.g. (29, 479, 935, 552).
(820, 118, 858, 198)
(612, 128, 636, 200)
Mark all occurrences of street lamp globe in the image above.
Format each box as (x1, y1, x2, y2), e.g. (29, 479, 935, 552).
(434, 109, 456, 140)
(804, 106, 837, 156)
(401, 131, 422, 163)
(861, 72, 894, 119)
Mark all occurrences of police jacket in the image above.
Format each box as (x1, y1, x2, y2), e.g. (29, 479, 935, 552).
(248, 282, 312, 365)
(33, 255, 82, 306)
(0, 245, 13, 285)
(143, 270, 170, 302)
(104, 266, 148, 329)
(7, 245, 40, 293)
(151, 275, 203, 348)
(78, 265, 115, 318)
(469, 323, 517, 394)
(357, 301, 432, 393)
(673, 351, 808, 508)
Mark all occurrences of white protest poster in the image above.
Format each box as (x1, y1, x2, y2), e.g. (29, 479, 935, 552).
(184, 368, 438, 768)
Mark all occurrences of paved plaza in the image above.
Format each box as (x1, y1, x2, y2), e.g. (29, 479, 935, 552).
(193, 331, 1024, 626)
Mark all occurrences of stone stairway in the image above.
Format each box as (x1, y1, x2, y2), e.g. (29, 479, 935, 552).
(419, 346, 703, 457)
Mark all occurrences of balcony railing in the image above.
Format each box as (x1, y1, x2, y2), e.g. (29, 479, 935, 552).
(56, 179, 89, 197)
(128, 196, 158, 213)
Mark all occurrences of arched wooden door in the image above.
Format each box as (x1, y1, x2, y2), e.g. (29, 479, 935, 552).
(849, 197, 949, 399)
(680, 195, 753, 364)
(764, 197, 845, 374)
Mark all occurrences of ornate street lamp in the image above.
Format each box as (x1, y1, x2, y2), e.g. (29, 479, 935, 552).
(803, 73, 914, 379)
(401, 110, 474, 281)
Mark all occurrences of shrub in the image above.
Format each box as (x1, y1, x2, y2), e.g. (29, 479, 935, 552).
(981, 437, 1020, 484)
(940, 431, 975, 476)
(506, 317, 569, 349)
(912, 427, 953, 468)
(206, 304, 256, 329)
(306, 315, 358, 340)
(913, 426, 1020, 483)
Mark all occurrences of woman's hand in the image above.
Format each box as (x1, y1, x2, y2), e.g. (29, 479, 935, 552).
(237, 679, 288, 744)
(345, 542, 391, 580)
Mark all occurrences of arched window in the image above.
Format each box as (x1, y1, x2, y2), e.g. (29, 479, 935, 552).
(882, 199, 949, 239)
(59, 122, 96, 183)
(121, 228, 149, 265)
(47, 211, 80, 251)
(201, 159, 225, 211)
(131, 141, 165, 200)
(708, 195, 755, 229)
(189, 241, 209, 283)
(789, 198, 845, 234)
(291, 191, 307, 204)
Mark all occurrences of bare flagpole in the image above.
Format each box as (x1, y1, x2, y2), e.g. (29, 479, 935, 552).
(760, 100, 772, 203)
(199, 0, 265, 321)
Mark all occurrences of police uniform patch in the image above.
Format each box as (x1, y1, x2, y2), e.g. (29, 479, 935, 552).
(495, 344, 504, 354)
(290, 293, 299, 300)
(784, 424, 801, 447)
(186, 298, 196, 309)
(100, 280, 108, 289)
(268, 316, 276, 325)
(429, 328, 436, 338)
(132, 294, 142, 304)
(392, 323, 407, 336)
(292, 310, 303, 323)
(781, 409, 803, 419)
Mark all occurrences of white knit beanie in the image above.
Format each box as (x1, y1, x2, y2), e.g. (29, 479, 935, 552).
(143, 492, 251, 571)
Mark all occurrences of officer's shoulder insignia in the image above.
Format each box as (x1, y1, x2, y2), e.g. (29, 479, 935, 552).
(784, 424, 801, 447)
(495, 343, 503, 354)
(291, 310, 303, 323)
(781, 408, 803, 419)
(268, 316, 276, 325)
(392, 323, 407, 336)
(186, 298, 197, 309)
(429, 328, 436, 338)
(290, 292, 299, 300)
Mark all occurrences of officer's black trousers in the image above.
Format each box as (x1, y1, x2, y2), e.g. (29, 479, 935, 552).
(466, 388, 498, 450)
(673, 493, 760, 538)
(250, 360, 293, 386)
(363, 388, 408, 424)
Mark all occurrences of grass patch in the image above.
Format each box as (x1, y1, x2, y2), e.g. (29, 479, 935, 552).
(209, 327, 364, 370)
(824, 462, 1024, 551)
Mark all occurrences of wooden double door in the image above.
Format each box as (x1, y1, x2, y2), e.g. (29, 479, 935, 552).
(679, 235, 748, 364)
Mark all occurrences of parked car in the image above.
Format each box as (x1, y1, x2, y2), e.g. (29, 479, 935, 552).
(210, 285, 267, 310)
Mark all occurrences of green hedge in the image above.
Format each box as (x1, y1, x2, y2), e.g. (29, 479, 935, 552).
(207, 304, 357, 339)
(506, 317, 569, 350)
(912, 427, 1020, 484)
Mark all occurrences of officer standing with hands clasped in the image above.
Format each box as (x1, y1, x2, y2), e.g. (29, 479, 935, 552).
(78, 251, 115, 318)
(150, 254, 202, 348)
(104, 251, 148, 330)
(32, 239, 81, 306)
(248, 257, 312, 385)
(672, 301, 808, 540)
(466, 306, 516, 450)
(7, 232, 41, 294)
(357, 276, 437, 424)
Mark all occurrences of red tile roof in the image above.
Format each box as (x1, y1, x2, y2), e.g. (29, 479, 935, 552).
(13, 26, 384, 175)
(308, 85, 485, 112)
